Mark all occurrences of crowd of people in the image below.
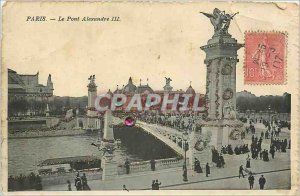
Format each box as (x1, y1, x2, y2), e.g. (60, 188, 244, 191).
(73, 172, 91, 191)
(70, 159, 101, 171)
(8, 172, 42, 191)
(192, 160, 211, 177)
(151, 179, 162, 190)
(122, 179, 163, 191)
(249, 133, 289, 162)
(211, 149, 226, 168)
(220, 144, 250, 155)
(9, 127, 54, 134)
(129, 111, 202, 132)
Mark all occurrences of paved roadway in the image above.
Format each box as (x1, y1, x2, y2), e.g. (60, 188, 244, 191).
(43, 122, 291, 191)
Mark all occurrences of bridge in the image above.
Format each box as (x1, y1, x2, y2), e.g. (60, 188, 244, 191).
(135, 121, 186, 156)
(112, 117, 189, 156)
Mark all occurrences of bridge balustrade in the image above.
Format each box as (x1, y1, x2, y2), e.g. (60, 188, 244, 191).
(117, 157, 188, 175)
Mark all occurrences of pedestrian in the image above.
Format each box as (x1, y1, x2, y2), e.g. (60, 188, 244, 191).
(270, 145, 275, 159)
(194, 158, 203, 173)
(246, 154, 251, 168)
(281, 143, 287, 152)
(194, 158, 198, 172)
(81, 173, 90, 190)
(125, 158, 130, 174)
(155, 179, 161, 190)
(150, 159, 156, 171)
(35, 174, 43, 190)
(8, 176, 14, 191)
(74, 173, 82, 191)
(239, 165, 245, 178)
(248, 173, 255, 190)
(18, 174, 25, 191)
(67, 180, 72, 191)
(259, 175, 266, 189)
(259, 150, 263, 160)
(264, 150, 269, 161)
(205, 162, 210, 177)
(123, 185, 129, 192)
(219, 154, 225, 168)
(228, 145, 233, 155)
(151, 180, 156, 190)
(29, 172, 36, 189)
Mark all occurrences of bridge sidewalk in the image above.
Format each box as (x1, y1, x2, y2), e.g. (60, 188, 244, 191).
(43, 148, 290, 191)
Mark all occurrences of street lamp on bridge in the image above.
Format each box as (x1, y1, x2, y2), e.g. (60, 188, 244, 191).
(267, 105, 272, 123)
(182, 130, 189, 182)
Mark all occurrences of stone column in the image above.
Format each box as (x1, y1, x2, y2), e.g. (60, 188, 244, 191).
(201, 36, 243, 121)
(200, 34, 243, 150)
(103, 110, 114, 142)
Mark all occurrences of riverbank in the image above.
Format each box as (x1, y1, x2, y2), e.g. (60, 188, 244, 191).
(8, 129, 87, 139)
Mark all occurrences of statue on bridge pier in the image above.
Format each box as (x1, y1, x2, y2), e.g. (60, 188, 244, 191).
(163, 77, 173, 92)
(200, 8, 239, 36)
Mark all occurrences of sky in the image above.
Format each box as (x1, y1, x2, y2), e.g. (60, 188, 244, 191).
(3, 2, 298, 97)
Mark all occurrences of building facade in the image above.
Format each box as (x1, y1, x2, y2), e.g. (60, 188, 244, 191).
(8, 69, 54, 116)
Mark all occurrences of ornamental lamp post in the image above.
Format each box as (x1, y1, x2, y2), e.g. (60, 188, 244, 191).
(259, 110, 262, 120)
(272, 111, 277, 127)
(252, 110, 256, 120)
(182, 130, 189, 182)
(268, 105, 271, 123)
(246, 109, 250, 119)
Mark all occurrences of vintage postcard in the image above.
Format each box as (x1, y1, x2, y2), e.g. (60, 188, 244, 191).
(1, 1, 299, 196)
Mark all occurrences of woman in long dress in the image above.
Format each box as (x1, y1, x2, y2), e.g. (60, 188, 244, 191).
(195, 159, 203, 173)
(246, 154, 251, 168)
(81, 173, 91, 190)
(206, 163, 210, 177)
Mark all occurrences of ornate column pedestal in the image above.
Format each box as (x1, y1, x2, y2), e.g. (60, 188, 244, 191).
(201, 119, 244, 151)
(101, 154, 118, 181)
(188, 129, 212, 169)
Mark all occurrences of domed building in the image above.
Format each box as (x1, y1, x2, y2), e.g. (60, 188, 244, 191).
(186, 82, 196, 94)
(136, 84, 154, 94)
(107, 89, 113, 96)
(113, 85, 123, 94)
(122, 77, 137, 94)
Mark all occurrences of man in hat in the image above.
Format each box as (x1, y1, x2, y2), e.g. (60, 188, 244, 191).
(259, 175, 266, 190)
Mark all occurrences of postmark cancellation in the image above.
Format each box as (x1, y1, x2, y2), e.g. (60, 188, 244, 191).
(244, 31, 287, 85)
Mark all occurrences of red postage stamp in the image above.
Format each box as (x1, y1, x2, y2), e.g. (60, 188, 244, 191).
(244, 31, 286, 84)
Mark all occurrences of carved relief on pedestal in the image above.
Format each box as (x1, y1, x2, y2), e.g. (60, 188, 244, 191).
(221, 63, 233, 75)
(229, 128, 241, 140)
(222, 101, 236, 119)
(215, 59, 221, 118)
(222, 88, 233, 100)
(205, 61, 212, 118)
(193, 130, 212, 152)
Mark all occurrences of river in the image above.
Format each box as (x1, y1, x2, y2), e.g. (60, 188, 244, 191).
(8, 126, 177, 176)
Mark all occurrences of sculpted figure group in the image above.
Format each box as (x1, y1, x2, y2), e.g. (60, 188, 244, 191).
(201, 8, 239, 35)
